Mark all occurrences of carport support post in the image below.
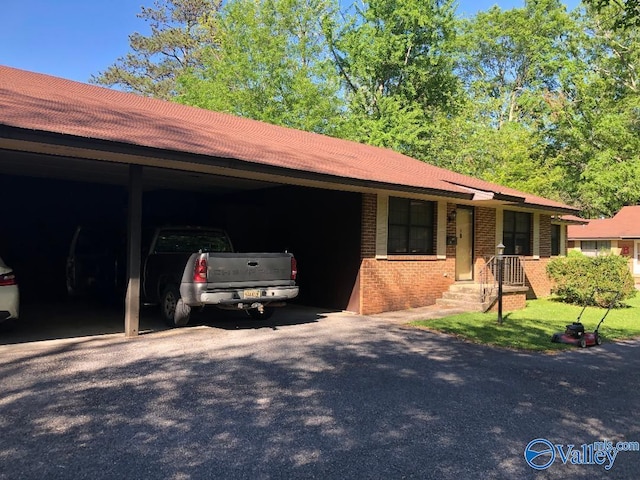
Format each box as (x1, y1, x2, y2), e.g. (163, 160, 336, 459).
(125, 165, 143, 337)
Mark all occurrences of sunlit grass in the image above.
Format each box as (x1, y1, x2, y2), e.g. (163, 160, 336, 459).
(410, 294, 640, 351)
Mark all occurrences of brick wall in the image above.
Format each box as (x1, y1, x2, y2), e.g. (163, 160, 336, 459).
(357, 194, 454, 314)
(360, 257, 455, 314)
(356, 195, 556, 314)
(487, 291, 527, 312)
(524, 215, 553, 298)
(539, 215, 551, 258)
(361, 193, 377, 259)
(524, 258, 552, 298)
(446, 204, 457, 258)
(474, 207, 496, 276)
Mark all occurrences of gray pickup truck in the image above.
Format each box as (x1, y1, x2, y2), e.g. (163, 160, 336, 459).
(143, 226, 299, 326)
(67, 225, 298, 326)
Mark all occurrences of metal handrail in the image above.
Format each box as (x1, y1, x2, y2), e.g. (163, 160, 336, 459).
(479, 255, 526, 303)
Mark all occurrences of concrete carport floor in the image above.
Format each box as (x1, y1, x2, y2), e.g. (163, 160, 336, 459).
(0, 302, 335, 345)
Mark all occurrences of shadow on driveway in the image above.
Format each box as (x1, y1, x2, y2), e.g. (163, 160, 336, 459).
(1, 309, 639, 480)
(0, 300, 326, 345)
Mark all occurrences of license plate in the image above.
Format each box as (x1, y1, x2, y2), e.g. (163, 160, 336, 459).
(244, 289, 262, 298)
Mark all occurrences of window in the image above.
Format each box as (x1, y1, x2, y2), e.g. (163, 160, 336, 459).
(503, 211, 531, 255)
(580, 240, 611, 257)
(551, 224, 561, 256)
(153, 230, 233, 254)
(388, 197, 435, 254)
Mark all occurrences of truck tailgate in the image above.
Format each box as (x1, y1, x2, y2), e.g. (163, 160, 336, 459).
(205, 253, 294, 287)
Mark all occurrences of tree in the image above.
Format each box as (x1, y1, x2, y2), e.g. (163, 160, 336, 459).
(91, 0, 222, 99)
(549, 3, 640, 216)
(448, 0, 576, 199)
(326, 0, 462, 158)
(178, 0, 343, 134)
(456, 0, 577, 129)
(582, 0, 640, 29)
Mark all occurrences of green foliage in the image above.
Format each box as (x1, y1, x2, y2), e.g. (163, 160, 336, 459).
(546, 251, 636, 306)
(583, 0, 640, 29)
(328, 0, 462, 155)
(97, 0, 640, 219)
(456, 0, 575, 129)
(548, 5, 640, 216)
(441, 0, 576, 201)
(178, 0, 343, 134)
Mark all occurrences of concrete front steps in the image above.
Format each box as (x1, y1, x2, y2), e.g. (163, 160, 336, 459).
(436, 282, 491, 312)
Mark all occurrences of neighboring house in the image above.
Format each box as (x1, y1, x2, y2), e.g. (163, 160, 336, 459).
(568, 206, 640, 279)
(0, 65, 579, 335)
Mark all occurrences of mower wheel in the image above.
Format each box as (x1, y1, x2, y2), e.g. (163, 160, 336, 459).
(579, 337, 587, 348)
(596, 334, 602, 346)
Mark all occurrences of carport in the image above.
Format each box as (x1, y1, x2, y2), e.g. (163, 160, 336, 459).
(1, 66, 412, 336)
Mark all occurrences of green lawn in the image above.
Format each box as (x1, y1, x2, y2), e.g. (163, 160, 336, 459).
(410, 294, 640, 351)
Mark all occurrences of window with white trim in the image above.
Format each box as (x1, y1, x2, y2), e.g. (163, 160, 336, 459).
(388, 197, 435, 254)
(503, 211, 531, 255)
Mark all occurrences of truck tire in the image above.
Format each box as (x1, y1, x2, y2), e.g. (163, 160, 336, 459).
(161, 285, 191, 327)
(248, 306, 275, 320)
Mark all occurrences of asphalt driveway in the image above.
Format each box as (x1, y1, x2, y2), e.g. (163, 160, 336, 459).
(1, 305, 639, 479)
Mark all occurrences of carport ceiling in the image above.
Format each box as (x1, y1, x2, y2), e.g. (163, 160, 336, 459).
(0, 148, 278, 193)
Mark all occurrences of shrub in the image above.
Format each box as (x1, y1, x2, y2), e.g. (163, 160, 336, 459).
(546, 251, 636, 306)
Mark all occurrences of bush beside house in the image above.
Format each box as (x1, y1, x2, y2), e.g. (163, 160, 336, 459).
(546, 251, 636, 306)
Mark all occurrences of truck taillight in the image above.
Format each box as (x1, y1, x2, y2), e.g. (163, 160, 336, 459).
(291, 257, 297, 281)
(0, 272, 16, 286)
(193, 257, 207, 283)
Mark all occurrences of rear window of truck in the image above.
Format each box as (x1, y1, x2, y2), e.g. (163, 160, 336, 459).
(154, 230, 233, 254)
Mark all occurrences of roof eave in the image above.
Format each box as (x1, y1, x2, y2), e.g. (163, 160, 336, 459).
(0, 125, 475, 200)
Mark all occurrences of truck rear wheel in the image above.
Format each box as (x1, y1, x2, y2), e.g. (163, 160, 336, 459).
(161, 285, 191, 327)
(248, 307, 275, 320)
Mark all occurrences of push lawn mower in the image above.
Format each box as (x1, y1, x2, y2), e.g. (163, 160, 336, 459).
(551, 290, 621, 348)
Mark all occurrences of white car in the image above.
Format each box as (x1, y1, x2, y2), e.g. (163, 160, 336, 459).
(0, 255, 19, 323)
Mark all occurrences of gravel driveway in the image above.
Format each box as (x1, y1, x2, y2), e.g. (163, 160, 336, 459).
(1, 305, 639, 479)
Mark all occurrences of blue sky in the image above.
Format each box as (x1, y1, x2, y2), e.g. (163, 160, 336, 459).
(2, 0, 580, 84)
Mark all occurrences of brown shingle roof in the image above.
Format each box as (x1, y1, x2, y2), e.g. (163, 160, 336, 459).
(0, 65, 577, 212)
(568, 206, 640, 239)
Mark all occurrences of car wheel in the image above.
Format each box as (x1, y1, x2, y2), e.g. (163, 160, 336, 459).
(161, 285, 191, 327)
(248, 306, 275, 320)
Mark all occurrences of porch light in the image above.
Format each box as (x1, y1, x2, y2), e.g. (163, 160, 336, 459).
(447, 209, 457, 223)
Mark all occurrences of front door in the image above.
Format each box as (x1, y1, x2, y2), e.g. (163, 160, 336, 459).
(455, 207, 474, 281)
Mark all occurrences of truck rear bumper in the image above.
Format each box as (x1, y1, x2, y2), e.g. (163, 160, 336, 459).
(181, 285, 299, 307)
